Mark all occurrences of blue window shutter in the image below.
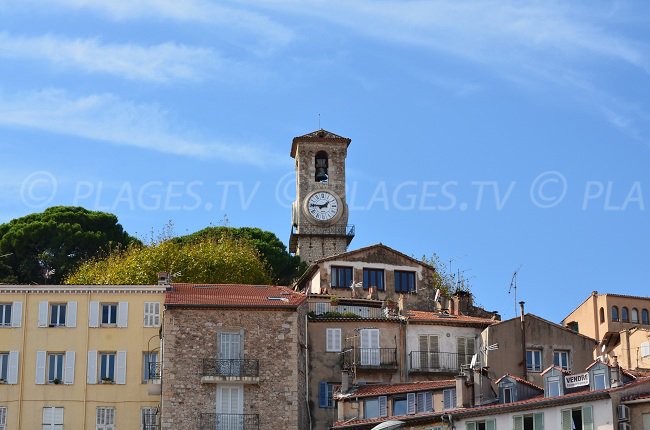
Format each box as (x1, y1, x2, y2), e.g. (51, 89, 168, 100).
(319, 381, 328, 408)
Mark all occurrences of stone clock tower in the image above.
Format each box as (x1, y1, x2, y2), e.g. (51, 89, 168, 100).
(288, 129, 354, 264)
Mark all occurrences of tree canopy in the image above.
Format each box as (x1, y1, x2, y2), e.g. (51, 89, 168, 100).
(174, 226, 306, 285)
(65, 235, 271, 285)
(0, 206, 136, 284)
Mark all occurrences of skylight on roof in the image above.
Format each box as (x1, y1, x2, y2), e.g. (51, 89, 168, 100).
(267, 297, 289, 302)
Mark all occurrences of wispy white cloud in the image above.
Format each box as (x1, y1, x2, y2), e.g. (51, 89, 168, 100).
(0, 33, 225, 83)
(31, 0, 294, 54)
(0, 89, 285, 166)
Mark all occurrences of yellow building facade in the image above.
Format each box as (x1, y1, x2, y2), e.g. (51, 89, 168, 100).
(0, 285, 165, 429)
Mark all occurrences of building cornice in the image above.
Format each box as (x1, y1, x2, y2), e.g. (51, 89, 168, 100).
(0, 285, 166, 294)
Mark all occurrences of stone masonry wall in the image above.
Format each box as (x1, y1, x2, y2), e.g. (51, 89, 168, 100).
(161, 306, 305, 430)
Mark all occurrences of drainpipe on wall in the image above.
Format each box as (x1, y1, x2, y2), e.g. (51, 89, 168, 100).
(520, 301, 527, 381)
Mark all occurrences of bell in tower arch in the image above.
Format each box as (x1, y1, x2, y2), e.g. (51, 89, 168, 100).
(315, 151, 329, 183)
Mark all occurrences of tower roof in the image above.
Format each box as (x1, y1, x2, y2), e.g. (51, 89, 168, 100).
(290, 128, 351, 158)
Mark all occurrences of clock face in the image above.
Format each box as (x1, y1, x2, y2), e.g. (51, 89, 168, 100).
(307, 191, 339, 221)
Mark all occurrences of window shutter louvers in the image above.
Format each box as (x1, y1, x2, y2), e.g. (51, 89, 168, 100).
(89, 301, 99, 327)
(513, 416, 524, 430)
(534, 412, 544, 430)
(467, 337, 475, 357)
(561, 409, 572, 430)
(419, 335, 428, 368)
(38, 301, 48, 327)
(11, 301, 22, 327)
(35, 351, 46, 384)
(117, 302, 128, 327)
(466, 423, 476, 430)
(407, 392, 416, 415)
(116, 351, 127, 384)
(319, 381, 328, 408)
(416, 392, 426, 413)
(64, 351, 75, 384)
(7, 351, 18, 384)
(582, 405, 593, 430)
(87, 350, 97, 384)
(486, 419, 496, 430)
(378, 396, 387, 417)
(425, 391, 433, 412)
(66, 301, 77, 327)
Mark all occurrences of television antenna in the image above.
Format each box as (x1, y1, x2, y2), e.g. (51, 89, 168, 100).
(508, 265, 522, 318)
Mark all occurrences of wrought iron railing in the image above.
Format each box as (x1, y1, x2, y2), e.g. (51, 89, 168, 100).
(202, 359, 259, 378)
(142, 410, 159, 430)
(147, 362, 162, 380)
(342, 348, 398, 370)
(409, 351, 473, 373)
(199, 413, 259, 430)
(308, 302, 393, 319)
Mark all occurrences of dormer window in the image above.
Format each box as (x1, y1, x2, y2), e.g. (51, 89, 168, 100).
(315, 151, 329, 183)
(546, 376, 561, 397)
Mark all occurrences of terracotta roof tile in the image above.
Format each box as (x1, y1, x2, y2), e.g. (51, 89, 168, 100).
(407, 310, 496, 326)
(495, 374, 544, 391)
(165, 283, 306, 308)
(336, 380, 456, 399)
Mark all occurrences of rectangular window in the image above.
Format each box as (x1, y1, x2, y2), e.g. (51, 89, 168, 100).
(326, 328, 341, 352)
(48, 353, 64, 384)
(141, 407, 158, 430)
(363, 268, 384, 291)
(99, 353, 116, 382)
(331, 266, 353, 289)
(143, 351, 159, 382)
(42, 407, 63, 430)
(0, 406, 6, 430)
(96, 407, 115, 430)
(553, 350, 570, 371)
(457, 337, 475, 368)
(395, 271, 416, 293)
(526, 349, 542, 372)
(561, 406, 593, 430)
(143, 302, 160, 327)
(50, 304, 66, 327)
(101, 304, 118, 325)
(364, 398, 379, 419)
(546, 377, 561, 397)
(319, 381, 336, 408)
(593, 372, 607, 390)
(443, 388, 456, 410)
(466, 419, 495, 430)
(514, 413, 544, 430)
(393, 397, 407, 416)
(503, 387, 512, 403)
(0, 304, 11, 326)
(0, 353, 7, 381)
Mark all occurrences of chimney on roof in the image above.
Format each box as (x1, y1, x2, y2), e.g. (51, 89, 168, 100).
(452, 291, 473, 315)
(158, 272, 170, 285)
(610, 355, 622, 388)
(455, 369, 474, 408)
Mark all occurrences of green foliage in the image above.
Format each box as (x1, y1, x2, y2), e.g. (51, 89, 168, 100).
(65, 235, 272, 285)
(0, 206, 136, 284)
(420, 252, 470, 295)
(174, 226, 306, 285)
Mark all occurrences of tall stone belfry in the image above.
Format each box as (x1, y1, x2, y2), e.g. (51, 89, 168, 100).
(288, 129, 355, 264)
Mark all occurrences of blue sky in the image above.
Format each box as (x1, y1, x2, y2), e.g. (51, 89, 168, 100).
(1, 1, 649, 323)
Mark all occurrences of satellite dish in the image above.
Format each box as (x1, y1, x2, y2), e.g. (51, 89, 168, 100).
(470, 354, 478, 368)
(371, 421, 405, 430)
(434, 289, 441, 303)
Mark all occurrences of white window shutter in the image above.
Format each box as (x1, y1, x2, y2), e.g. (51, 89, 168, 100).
(38, 301, 48, 327)
(89, 301, 99, 327)
(35, 351, 46, 384)
(66, 301, 77, 327)
(154, 302, 160, 326)
(117, 302, 128, 328)
(417, 392, 426, 413)
(143, 303, 151, 326)
(116, 351, 127, 384)
(407, 392, 416, 415)
(11, 301, 22, 327)
(7, 351, 19, 384)
(379, 396, 387, 417)
(64, 351, 75, 384)
(326, 329, 333, 351)
(87, 350, 97, 384)
(425, 391, 433, 412)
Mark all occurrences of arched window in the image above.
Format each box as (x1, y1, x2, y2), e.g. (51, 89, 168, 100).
(621, 307, 629, 322)
(642, 309, 649, 325)
(612, 306, 619, 322)
(599, 307, 605, 323)
(631, 308, 639, 324)
(315, 151, 329, 183)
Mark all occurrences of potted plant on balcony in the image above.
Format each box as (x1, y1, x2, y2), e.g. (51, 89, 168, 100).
(52, 378, 62, 385)
(101, 377, 114, 384)
(329, 296, 339, 306)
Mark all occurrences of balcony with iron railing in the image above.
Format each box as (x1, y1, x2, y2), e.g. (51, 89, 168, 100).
(308, 302, 397, 320)
(201, 359, 260, 384)
(199, 413, 259, 430)
(342, 348, 398, 371)
(409, 351, 473, 374)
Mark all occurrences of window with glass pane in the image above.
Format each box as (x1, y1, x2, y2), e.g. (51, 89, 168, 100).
(612, 306, 619, 321)
(48, 353, 64, 383)
(547, 378, 561, 397)
(143, 351, 159, 382)
(42, 407, 64, 430)
(0, 304, 11, 326)
(553, 350, 570, 371)
(393, 397, 407, 416)
(96, 407, 115, 430)
(0, 406, 6, 430)
(622, 307, 629, 322)
(0, 353, 8, 381)
(526, 349, 542, 372)
(643, 309, 649, 325)
(331, 266, 353, 288)
(141, 407, 158, 430)
(395, 271, 416, 293)
(593, 372, 607, 390)
(100, 353, 116, 382)
(101, 304, 117, 325)
(363, 268, 384, 291)
(50, 304, 66, 326)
